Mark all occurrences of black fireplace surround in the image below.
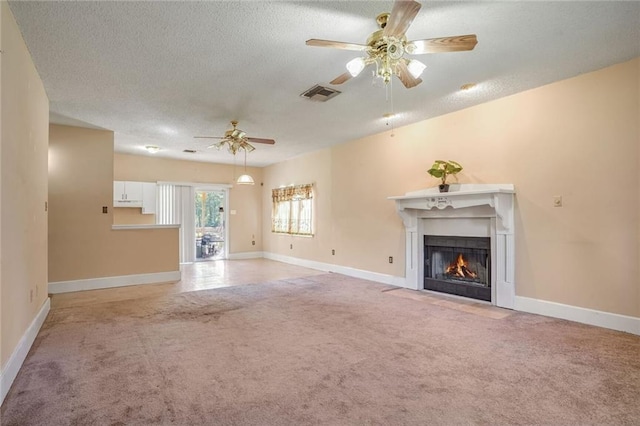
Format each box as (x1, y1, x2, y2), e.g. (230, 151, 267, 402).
(424, 235, 491, 301)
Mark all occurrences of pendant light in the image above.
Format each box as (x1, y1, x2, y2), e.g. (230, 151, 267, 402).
(236, 148, 254, 185)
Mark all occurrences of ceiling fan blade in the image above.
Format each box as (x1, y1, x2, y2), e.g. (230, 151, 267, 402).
(330, 72, 353, 85)
(407, 34, 478, 54)
(306, 39, 368, 51)
(247, 137, 275, 145)
(194, 136, 223, 139)
(383, 0, 422, 38)
(396, 60, 423, 89)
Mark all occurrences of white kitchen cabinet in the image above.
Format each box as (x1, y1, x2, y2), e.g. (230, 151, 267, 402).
(141, 182, 157, 214)
(113, 181, 143, 207)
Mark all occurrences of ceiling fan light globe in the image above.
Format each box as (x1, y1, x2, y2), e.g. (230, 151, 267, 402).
(407, 59, 426, 78)
(236, 174, 255, 185)
(346, 57, 366, 77)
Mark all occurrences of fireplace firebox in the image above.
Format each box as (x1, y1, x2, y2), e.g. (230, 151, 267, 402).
(424, 235, 491, 301)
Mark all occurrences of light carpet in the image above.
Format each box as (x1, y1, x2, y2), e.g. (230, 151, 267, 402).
(2, 273, 639, 425)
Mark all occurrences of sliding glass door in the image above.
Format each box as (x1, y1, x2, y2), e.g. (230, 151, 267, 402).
(195, 190, 226, 261)
(156, 183, 229, 263)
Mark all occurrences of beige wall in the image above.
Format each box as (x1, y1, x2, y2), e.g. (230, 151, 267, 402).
(1, 0, 3, 372)
(113, 208, 155, 225)
(1, 0, 4, 372)
(1, 1, 49, 368)
(49, 125, 179, 282)
(264, 58, 640, 318)
(262, 149, 334, 261)
(114, 154, 263, 254)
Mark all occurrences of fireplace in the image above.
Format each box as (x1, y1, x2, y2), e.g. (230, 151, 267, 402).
(424, 235, 491, 301)
(389, 184, 515, 308)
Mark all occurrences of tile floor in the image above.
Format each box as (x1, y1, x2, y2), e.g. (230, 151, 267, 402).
(51, 258, 511, 319)
(51, 258, 325, 309)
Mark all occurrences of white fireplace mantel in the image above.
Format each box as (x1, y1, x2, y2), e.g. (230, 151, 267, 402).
(389, 184, 515, 309)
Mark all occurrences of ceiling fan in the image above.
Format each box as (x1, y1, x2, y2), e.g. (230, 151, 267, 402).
(306, 0, 477, 89)
(194, 120, 275, 155)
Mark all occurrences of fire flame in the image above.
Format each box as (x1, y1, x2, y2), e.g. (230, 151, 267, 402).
(445, 253, 478, 278)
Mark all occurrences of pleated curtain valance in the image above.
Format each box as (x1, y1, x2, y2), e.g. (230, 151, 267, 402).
(272, 184, 313, 203)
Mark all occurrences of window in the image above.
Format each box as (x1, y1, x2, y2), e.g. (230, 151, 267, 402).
(271, 184, 313, 236)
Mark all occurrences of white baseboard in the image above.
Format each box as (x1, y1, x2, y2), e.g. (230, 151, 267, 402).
(228, 251, 265, 260)
(1, 298, 50, 405)
(48, 270, 181, 294)
(515, 296, 640, 336)
(265, 252, 639, 335)
(263, 252, 407, 287)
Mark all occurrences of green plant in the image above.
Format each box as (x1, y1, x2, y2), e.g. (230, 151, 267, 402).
(427, 160, 463, 185)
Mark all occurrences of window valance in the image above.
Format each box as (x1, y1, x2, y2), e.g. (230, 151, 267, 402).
(272, 184, 313, 203)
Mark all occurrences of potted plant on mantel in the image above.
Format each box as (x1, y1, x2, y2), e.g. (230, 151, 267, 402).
(427, 160, 463, 193)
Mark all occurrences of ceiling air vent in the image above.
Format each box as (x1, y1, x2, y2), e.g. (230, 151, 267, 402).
(183, 149, 197, 153)
(300, 84, 341, 102)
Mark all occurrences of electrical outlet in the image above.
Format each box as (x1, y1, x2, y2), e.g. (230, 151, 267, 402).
(389, 256, 393, 264)
(45, 201, 48, 212)
(553, 196, 562, 207)
(252, 240, 255, 246)
(332, 249, 335, 255)
(102, 206, 108, 214)
(290, 244, 293, 249)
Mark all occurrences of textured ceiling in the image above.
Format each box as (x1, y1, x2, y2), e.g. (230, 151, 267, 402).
(8, 1, 640, 167)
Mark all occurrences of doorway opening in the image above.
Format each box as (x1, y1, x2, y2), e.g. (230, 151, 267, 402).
(195, 189, 226, 261)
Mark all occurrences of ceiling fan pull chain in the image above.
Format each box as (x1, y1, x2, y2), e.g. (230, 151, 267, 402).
(385, 79, 396, 138)
(232, 151, 237, 181)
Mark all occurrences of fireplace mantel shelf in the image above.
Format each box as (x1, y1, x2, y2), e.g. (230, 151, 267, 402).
(389, 184, 515, 233)
(389, 184, 514, 200)
(389, 183, 515, 309)
(388, 187, 514, 200)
